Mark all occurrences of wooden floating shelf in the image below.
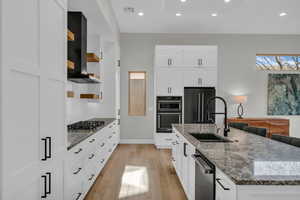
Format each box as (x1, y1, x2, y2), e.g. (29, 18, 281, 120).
(67, 60, 75, 70)
(67, 30, 75, 41)
(80, 94, 100, 100)
(67, 91, 75, 98)
(87, 53, 100, 62)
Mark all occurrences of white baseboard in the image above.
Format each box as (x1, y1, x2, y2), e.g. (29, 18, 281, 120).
(120, 139, 154, 144)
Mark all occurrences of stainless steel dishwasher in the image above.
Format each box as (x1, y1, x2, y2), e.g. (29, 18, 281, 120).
(192, 150, 215, 200)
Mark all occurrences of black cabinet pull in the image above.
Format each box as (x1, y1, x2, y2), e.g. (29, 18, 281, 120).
(73, 168, 82, 175)
(88, 174, 95, 181)
(89, 138, 95, 143)
(75, 193, 82, 200)
(41, 175, 47, 198)
(74, 148, 82, 154)
(41, 138, 47, 161)
(100, 159, 105, 163)
(100, 143, 105, 147)
(183, 143, 188, 157)
(108, 135, 112, 139)
(216, 178, 230, 191)
(46, 137, 51, 159)
(46, 172, 51, 195)
(88, 154, 95, 160)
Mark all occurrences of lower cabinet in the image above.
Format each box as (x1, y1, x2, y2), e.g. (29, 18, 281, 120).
(172, 130, 196, 200)
(155, 133, 173, 149)
(64, 121, 119, 200)
(215, 169, 237, 200)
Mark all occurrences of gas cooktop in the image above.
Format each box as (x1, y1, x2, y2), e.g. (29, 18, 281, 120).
(67, 120, 105, 132)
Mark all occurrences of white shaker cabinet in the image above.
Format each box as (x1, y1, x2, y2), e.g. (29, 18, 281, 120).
(0, 0, 67, 199)
(155, 46, 183, 67)
(183, 70, 217, 87)
(156, 69, 183, 96)
(183, 46, 218, 68)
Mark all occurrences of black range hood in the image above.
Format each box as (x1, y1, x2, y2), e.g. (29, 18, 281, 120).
(68, 12, 100, 84)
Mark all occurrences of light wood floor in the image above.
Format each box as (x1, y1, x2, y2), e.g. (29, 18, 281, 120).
(84, 144, 187, 200)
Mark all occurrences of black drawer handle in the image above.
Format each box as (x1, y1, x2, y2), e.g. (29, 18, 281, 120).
(74, 148, 82, 154)
(73, 168, 82, 175)
(41, 138, 47, 161)
(183, 143, 188, 157)
(46, 172, 51, 195)
(100, 159, 105, 163)
(41, 175, 47, 198)
(216, 178, 230, 191)
(108, 136, 112, 139)
(75, 192, 82, 200)
(113, 132, 116, 135)
(88, 174, 95, 181)
(89, 139, 95, 143)
(88, 154, 95, 160)
(100, 143, 105, 147)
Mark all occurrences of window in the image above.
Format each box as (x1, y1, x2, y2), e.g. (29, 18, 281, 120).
(128, 71, 146, 116)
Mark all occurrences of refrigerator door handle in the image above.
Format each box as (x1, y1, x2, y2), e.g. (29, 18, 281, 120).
(202, 93, 205, 122)
(198, 93, 201, 123)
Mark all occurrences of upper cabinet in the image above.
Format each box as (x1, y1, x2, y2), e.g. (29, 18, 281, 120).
(155, 45, 218, 68)
(155, 46, 183, 67)
(183, 46, 218, 68)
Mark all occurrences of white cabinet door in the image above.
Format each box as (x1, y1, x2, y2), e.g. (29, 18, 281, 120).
(183, 46, 217, 68)
(156, 46, 183, 67)
(169, 70, 184, 96)
(187, 144, 196, 200)
(41, 161, 64, 200)
(156, 69, 183, 96)
(183, 70, 203, 87)
(183, 69, 217, 87)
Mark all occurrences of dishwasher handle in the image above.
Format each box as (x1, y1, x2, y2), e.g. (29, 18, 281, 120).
(192, 154, 214, 174)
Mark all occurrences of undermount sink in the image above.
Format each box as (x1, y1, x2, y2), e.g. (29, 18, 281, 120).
(189, 133, 233, 143)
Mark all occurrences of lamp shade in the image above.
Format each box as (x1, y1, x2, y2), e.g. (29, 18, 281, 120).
(233, 95, 247, 104)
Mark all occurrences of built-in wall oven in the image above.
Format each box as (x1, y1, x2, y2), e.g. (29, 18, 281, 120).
(157, 97, 182, 133)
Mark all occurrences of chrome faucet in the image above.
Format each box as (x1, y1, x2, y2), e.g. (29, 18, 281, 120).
(208, 96, 230, 137)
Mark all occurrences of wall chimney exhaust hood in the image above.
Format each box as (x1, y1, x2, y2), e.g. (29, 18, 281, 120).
(68, 12, 100, 84)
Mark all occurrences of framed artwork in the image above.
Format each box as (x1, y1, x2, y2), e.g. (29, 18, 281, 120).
(256, 54, 300, 71)
(268, 74, 300, 115)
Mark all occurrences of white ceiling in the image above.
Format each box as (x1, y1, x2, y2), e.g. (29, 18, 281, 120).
(111, 0, 300, 34)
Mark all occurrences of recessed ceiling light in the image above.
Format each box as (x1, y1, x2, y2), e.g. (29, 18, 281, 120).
(176, 13, 182, 17)
(180, 0, 187, 2)
(279, 12, 287, 17)
(224, 0, 231, 3)
(138, 12, 144, 16)
(211, 13, 218, 17)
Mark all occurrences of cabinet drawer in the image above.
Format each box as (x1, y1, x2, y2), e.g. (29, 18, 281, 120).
(155, 133, 173, 148)
(65, 159, 85, 187)
(65, 181, 84, 200)
(216, 169, 236, 200)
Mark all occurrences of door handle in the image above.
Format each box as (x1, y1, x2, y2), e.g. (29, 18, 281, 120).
(183, 143, 188, 157)
(41, 138, 47, 161)
(198, 94, 201, 122)
(157, 115, 161, 129)
(192, 154, 214, 174)
(46, 172, 51, 195)
(41, 175, 47, 198)
(46, 137, 51, 159)
(202, 94, 205, 122)
(75, 193, 82, 200)
(216, 178, 230, 190)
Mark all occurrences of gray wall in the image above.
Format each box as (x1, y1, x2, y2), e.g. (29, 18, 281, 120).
(120, 33, 300, 140)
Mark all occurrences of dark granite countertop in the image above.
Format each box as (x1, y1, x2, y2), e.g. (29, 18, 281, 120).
(173, 124, 300, 185)
(67, 118, 116, 150)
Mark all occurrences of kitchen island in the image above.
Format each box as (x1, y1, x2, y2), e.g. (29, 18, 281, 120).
(172, 124, 300, 200)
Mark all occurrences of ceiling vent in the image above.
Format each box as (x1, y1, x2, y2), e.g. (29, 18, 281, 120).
(123, 7, 135, 14)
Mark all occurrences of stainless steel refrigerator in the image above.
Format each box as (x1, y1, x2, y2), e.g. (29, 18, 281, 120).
(184, 87, 216, 124)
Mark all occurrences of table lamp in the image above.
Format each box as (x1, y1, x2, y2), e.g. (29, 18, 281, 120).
(233, 95, 247, 119)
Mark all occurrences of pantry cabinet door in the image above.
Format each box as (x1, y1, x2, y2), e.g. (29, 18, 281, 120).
(156, 46, 183, 67)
